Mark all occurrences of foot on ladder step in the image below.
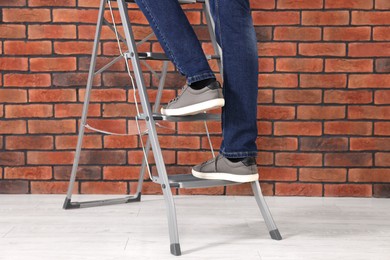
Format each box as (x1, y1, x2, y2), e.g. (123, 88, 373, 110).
(192, 154, 259, 183)
(160, 81, 225, 116)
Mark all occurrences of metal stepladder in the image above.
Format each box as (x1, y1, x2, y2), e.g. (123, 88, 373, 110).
(63, 0, 282, 256)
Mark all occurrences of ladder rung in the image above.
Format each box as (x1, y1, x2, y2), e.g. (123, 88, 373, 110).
(137, 52, 220, 61)
(162, 174, 239, 189)
(137, 113, 220, 122)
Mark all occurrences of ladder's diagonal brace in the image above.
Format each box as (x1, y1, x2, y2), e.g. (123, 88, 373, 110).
(103, 18, 128, 44)
(136, 32, 155, 46)
(94, 54, 124, 75)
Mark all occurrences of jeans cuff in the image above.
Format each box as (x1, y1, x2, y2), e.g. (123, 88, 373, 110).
(187, 72, 216, 85)
(220, 150, 258, 158)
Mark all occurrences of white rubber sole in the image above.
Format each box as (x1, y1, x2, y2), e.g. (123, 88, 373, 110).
(161, 98, 225, 116)
(192, 169, 259, 183)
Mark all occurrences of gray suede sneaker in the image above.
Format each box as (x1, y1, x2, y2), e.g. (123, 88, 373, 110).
(161, 81, 224, 116)
(192, 154, 259, 183)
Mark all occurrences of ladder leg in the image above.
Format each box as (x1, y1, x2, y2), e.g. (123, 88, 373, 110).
(116, 0, 181, 255)
(63, 0, 108, 209)
(135, 61, 169, 194)
(251, 181, 282, 240)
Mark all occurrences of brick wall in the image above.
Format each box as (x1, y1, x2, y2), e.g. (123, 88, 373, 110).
(0, 0, 389, 197)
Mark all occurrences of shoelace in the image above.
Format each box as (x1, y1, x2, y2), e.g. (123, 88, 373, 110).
(168, 85, 187, 104)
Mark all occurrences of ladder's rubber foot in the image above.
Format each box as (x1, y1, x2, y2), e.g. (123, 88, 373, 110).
(62, 198, 81, 210)
(170, 243, 181, 256)
(126, 192, 141, 202)
(269, 229, 282, 240)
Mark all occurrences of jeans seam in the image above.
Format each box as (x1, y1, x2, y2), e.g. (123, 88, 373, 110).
(139, 0, 185, 75)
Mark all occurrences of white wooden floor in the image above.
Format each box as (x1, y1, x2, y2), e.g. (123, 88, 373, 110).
(0, 195, 389, 260)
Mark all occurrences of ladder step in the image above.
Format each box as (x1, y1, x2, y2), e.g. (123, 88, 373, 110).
(137, 113, 220, 122)
(137, 52, 219, 61)
(124, 0, 203, 4)
(167, 174, 240, 189)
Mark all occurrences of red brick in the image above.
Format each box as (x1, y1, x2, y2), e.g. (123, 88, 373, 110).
(325, 153, 372, 167)
(0, 120, 26, 134)
(257, 151, 274, 165)
(4, 74, 51, 87)
(325, 121, 372, 135)
(323, 27, 371, 41)
(177, 151, 211, 165)
(373, 184, 390, 198)
(5, 104, 53, 118)
(102, 104, 137, 117)
(302, 11, 349, 25)
(201, 136, 222, 150)
(29, 89, 76, 102)
(297, 106, 345, 119)
(276, 183, 323, 196)
(276, 58, 323, 72)
(28, 120, 76, 134)
(274, 27, 321, 41)
(259, 167, 297, 181)
(30, 58, 77, 72)
(79, 89, 126, 102)
(253, 11, 300, 25)
(257, 105, 296, 120)
(276, 152, 323, 166)
(376, 0, 390, 9)
(2, 8, 51, 22)
(177, 121, 221, 134)
(31, 181, 78, 194)
(4, 41, 52, 55)
(54, 166, 101, 180)
(0, 180, 29, 194)
(79, 57, 125, 72)
(54, 41, 99, 55)
(258, 89, 273, 103)
(4, 167, 52, 180)
(375, 122, 390, 135)
(275, 89, 322, 104)
(352, 11, 390, 25)
(324, 90, 372, 104)
(300, 168, 347, 182)
(300, 43, 346, 57)
(0, 0, 26, 6)
(258, 74, 298, 88)
(376, 58, 390, 72)
(257, 137, 297, 151)
(350, 168, 390, 182)
(300, 137, 348, 151)
(157, 136, 200, 149)
(349, 43, 390, 57)
(258, 42, 297, 56)
(278, 0, 322, 9)
(226, 183, 257, 196)
(300, 74, 347, 88)
(350, 138, 390, 151)
(6, 136, 53, 150)
(55, 104, 101, 118)
(81, 181, 127, 194)
(53, 73, 101, 87)
(325, 184, 372, 197)
(274, 122, 322, 136)
(27, 151, 74, 165)
(78, 25, 124, 41)
(0, 152, 25, 166)
(56, 135, 102, 149)
(325, 0, 373, 9)
(53, 9, 98, 23)
(0, 58, 28, 71)
(29, 25, 76, 39)
(178, 186, 224, 195)
(128, 150, 176, 165)
(376, 153, 390, 166)
(326, 59, 373, 72)
(0, 89, 27, 103)
(0, 25, 26, 38)
(103, 166, 143, 180)
(349, 74, 390, 88)
(349, 106, 390, 119)
(250, 0, 275, 9)
(373, 27, 390, 40)
(375, 90, 390, 104)
(29, 0, 75, 6)
(104, 135, 138, 149)
(84, 119, 126, 135)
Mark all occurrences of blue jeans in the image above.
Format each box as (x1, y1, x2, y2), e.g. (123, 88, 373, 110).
(134, 0, 259, 158)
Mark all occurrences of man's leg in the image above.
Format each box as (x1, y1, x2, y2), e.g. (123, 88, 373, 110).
(192, 0, 259, 182)
(134, 0, 225, 116)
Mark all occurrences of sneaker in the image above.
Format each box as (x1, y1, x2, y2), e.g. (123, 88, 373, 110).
(192, 154, 259, 183)
(161, 81, 224, 116)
